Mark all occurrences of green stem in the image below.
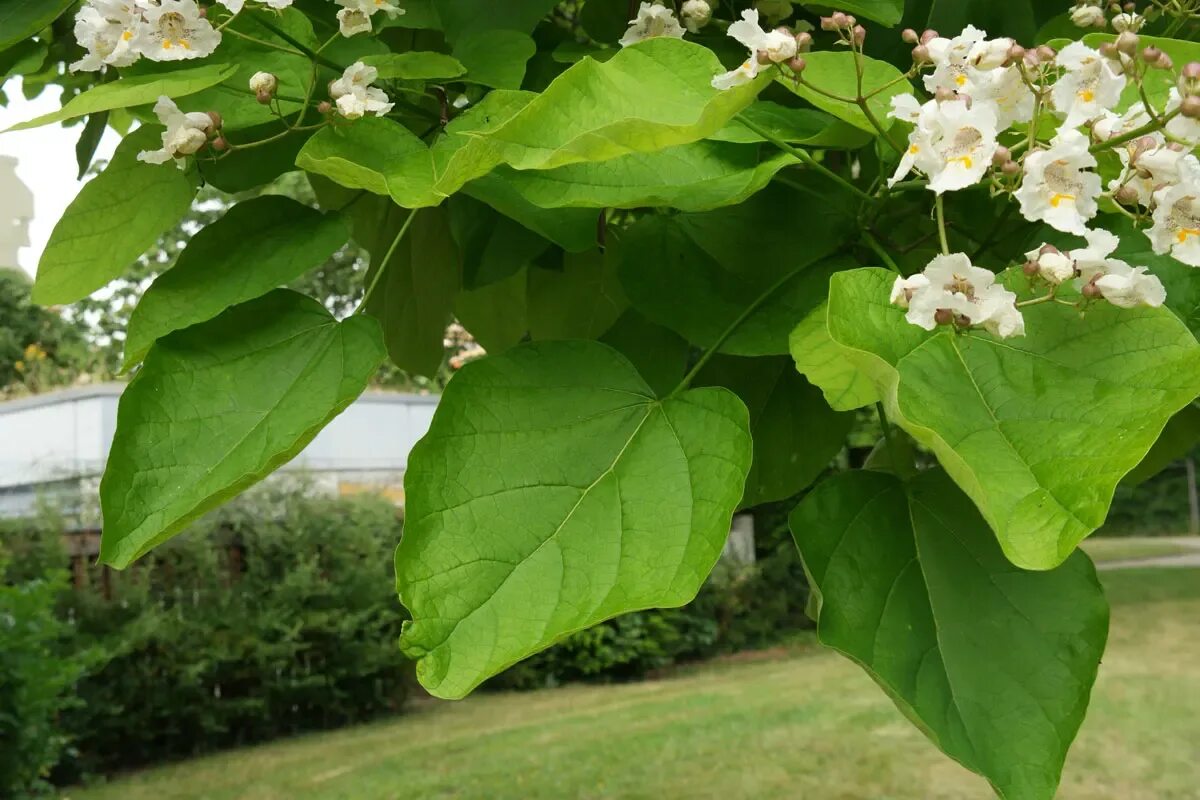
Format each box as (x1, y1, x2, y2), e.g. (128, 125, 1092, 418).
(862, 230, 902, 275)
(223, 28, 305, 57)
(252, 15, 346, 72)
(356, 211, 417, 314)
(736, 113, 872, 201)
(935, 195, 950, 255)
(1090, 109, 1181, 154)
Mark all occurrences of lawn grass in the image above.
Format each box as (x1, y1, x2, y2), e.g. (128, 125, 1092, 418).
(64, 569, 1200, 800)
(1080, 537, 1198, 564)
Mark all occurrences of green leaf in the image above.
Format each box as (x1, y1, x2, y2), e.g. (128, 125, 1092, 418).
(826, 0, 906, 26)
(99, 290, 386, 568)
(0, 0, 75, 51)
(396, 340, 752, 698)
(448, 194, 551, 288)
(123, 196, 351, 369)
(199, 124, 313, 194)
(599, 310, 689, 397)
(791, 469, 1108, 800)
(360, 51, 466, 80)
(790, 301, 879, 411)
(455, 266, 529, 353)
(462, 173, 600, 253)
(778, 51, 909, 135)
(454, 30, 536, 89)
(34, 126, 198, 305)
(698, 356, 852, 507)
(710, 102, 872, 148)
(619, 184, 855, 356)
(434, 0, 560, 41)
(819, 268, 1200, 569)
(527, 249, 627, 341)
(361, 203, 462, 377)
(74, 110, 109, 180)
(5, 63, 237, 131)
(1123, 404, 1200, 486)
(486, 141, 798, 212)
(578, 0, 630, 42)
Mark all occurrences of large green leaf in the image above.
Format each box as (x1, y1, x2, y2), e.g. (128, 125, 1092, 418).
(100, 290, 386, 568)
(778, 51, 909, 135)
(122, 196, 351, 369)
(817, 268, 1200, 569)
(0, 0, 75, 52)
(454, 30, 536, 89)
(360, 51, 466, 80)
(487, 141, 797, 212)
(527, 249, 627, 341)
(1123, 404, 1200, 486)
(619, 183, 855, 356)
(1107, 216, 1200, 339)
(791, 469, 1108, 800)
(360, 203, 462, 377)
(462, 172, 599, 253)
(455, 267, 529, 353)
(710, 102, 872, 148)
(396, 340, 752, 698)
(34, 127, 198, 305)
(298, 39, 767, 207)
(6, 63, 237, 131)
(790, 302, 879, 411)
(698, 356, 852, 507)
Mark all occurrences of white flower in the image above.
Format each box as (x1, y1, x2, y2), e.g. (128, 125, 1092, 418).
(619, 2, 685, 47)
(892, 253, 1024, 338)
(969, 64, 1035, 128)
(1092, 102, 1151, 141)
(1111, 137, 1186, 207)
(137, 96, 213, 165)
(1051, 42, 1127, 129)
(1111, 12, 1144, 32)
(334, 0, 402, 35)
(134, 0, 221, 61)
(329, 62, 394, 119)
(920, 26, 1032, 129)
(1165, 89, 1200, 147)
(888, 97, 999, 194)
(968, 36, 1013, 71)
(1094, 261, 1167, 307)
(1070, 4, 1106, 27)
(1070, 228, 1121, 280)
(69, 3, 141, 72)
(337, 8, 371, 36)
(711, 8, 795, 90)
(249, 71, 277, 94)
(1149, 160, 1200, 266)
(1015, 129, 1102, 235)
(754, 0, 793, 24)
(681, 0, 711, 33)
(922, 25, 988, 94)
(1025, 246, 1077, 284)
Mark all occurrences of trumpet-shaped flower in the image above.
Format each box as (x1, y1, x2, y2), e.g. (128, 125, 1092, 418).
(329, 62, 394, 119)
(1015, 129, 1101, 235)
(335, 0, 403, 37)
(922, 25, 988, 94)
(620, 3, 685, 47)
(1093, 261, 1168, 307)
(891, 253, 1024, 338)
(1051, 42, 1127, 129)
(1024, 246, 1077, 284)
(888, 97, 999, 194)
(1070, 228, 1121, 280)
(1149, 158, 1200, 267)
(133, 0, 221, 61)
(70, 3, 141, 72)
(1165, 89, 1200, 147)
(137, 96, 213, 164)
(711, 8, 796, 89)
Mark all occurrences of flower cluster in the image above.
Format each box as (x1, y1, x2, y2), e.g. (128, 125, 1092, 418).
(335, 0, 404, 38)
(890, 254, 1025, 339)
(1024, 231, 1166, 309)
(71, 0, 232, 71)
(619, 1, 712, 47)
(710, 8, 811, 90)
(329, 62, 393, 119)
(137, 96, 222, 164)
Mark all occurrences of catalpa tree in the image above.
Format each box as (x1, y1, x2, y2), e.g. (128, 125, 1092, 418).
(6, 0, 1200, 796)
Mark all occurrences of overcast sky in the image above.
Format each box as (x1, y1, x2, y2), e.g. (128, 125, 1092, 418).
(0, 78, 120, 277)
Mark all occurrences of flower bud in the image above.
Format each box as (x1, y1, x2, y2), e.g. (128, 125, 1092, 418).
(1039, 243, 1061, 256)
(1023, 260, 1039, 276)
(1070, 4, 1105, 28)
(1036, 44, 1057, 62)
(1183, 61, 1200, 80)
(1083, 279, 1103, 299)
(920, 29, 939, 45)
(795, 31, 813, 52)
(680, 0, 712, 32)
(1098, 42, 1118, 59)
(1116, 31, 1139, 55)
(249, 71, 278, 97)
(1182, 95, 1200, 119)
(901, 28, 919, 44)
(845, 15, 857, 27)
(1113, 184, 1139, 204)
(211, 137, 229, 152)
(934, 86, 957, 103)
(1111, 12, 1142, 32)
(1002, 160, 1020, 176)
(317, 100, 333, 114)
(853, 24, 866, 45)
(831, 11, 849, 28)
(788, 56, 807, 72)
(934, 308, 955, 326)
(1023, 50, 1041, 68)
(992, 146, 1011, 166)
(912, 45, 931, 64)
(819, 16, 837, 31)
(756, 49, 773, 66)
(197, 5, 207, 18)
(1007, 43, 1026, 63)
(1141, 46, 1162, 64)
(1155, 53, 1173, 70)
(256, 89, 273, 105)
(206, 111, 222, 131)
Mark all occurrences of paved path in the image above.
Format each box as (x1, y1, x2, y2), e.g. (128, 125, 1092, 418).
(1097, 537, 1200, 571)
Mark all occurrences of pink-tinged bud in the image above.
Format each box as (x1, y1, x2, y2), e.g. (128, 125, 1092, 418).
(1116, 31, 1139, 55)
(212, 137, 229, 152)
(1039, 243, 1061, 256)
(317, 100, 333, 114)
(206, 111, 222, 131)
(934, 308, 955, 326)
(1113, 185, 1139, 204)
(1141, 46, 1162, 64)
(820, 16, 836, 31)
(993, 146, 1011, 166)
(756, 49, 773, 65)
(1099, 42, 1118, 59)
(795, 31, 813, 52)
(256, 89, 273, 105)
(934, 86, 956, 102)
(1123, 1, 1134, 10)
(920, 29, 939, 45)
(912, 45, 931, 63)
(1156, 53, 1174, 70)
(1007, 43, 1026, 63)
(853, 24, 866, 45)
(1023, 50, 1041, 68)
(953, 314, 973, 329)
(1182, 95, 1200, 119)
(831, 11, 849, 28)
(198, 5, 206, 17)
(788, 56, 807, 73)
(1083, 280, 1103, 299)
(845, 15, 857, 27)
(1023, 260, 1039, 276)
(1134, 135, 1158, 152)
(1183, 62, 1200, 80)
(901, 28, 919, 44)
(1002, 160, 1020, 176)
(1036, 44, 1057, 62)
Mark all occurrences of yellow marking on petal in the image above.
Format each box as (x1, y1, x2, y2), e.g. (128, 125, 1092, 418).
(1050, 193, 1076, 208)
(181, 39, 190, 49)
(1177, 228, 1200, 243)
(909, 144, 920, 154)
(948, 156, 973, 169)
(163, 40, 172, 49)
(954, 74, 967, 87)
(1079, 88, 1095, 102)
(122, 30, 133, 41)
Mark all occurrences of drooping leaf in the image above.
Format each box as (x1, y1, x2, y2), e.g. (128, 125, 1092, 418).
(698, 356, 852, 507)
(486, 141, 797, 212)
(74, 110, 109, 180)
(6, 63, 237, 131)
(619, 183, 855, 355)
(100, 290, 386, 568)
(790, 301, 879, 411)
(455, 30, 536, 89)
(0, 0, 76, 52)
(527, 249, 627, 341)
(34, 126, 198, 305)
(462, 173, 600, 253)
(1123, 404, 1200, 486)
(817, 268, 1200, 569)
(778, 51, 909, 135)
(710, 102, 872, 148)
(361, 51, 466, 80)
(360, 203, 462, 377)
(396, 340, 752, 698)
(122, 196, 351, 369)
(791, 469, 1108, 800)
(448, 193, 551, 288)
